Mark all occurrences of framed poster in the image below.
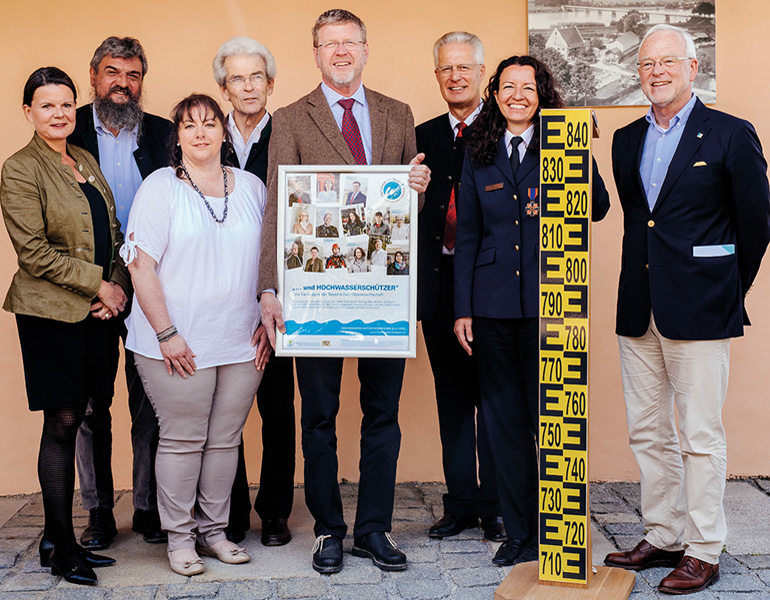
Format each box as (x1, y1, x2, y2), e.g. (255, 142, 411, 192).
(275, 165, 417, 358)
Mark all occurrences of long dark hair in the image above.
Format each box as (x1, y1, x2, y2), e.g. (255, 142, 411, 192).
(466, 55, 563, 167)
(168, 94, 228, 176)
(23, 67, 77, 106)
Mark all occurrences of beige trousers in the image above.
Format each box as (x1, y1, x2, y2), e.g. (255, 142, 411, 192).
(135, 356, 262, 551)
(617, 314, 730, 565)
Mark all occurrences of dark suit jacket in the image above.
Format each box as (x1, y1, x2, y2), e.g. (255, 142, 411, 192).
(221, 116, 272, 185)
(415, 113, 470, 321)
(613, 98, 770, 340)
(259, 84, 418, 293)
(68, 104, 173, 180)
(455, 137, 610, 320)
(346, 191, 366, 204)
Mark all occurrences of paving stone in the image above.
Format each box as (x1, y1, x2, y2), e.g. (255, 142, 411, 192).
(755, 478, 770, 493)
(604, 522, 645, 537)
(590, 501, 631, 514)
(216, 580, 271, 600)
(0, 554, 16, 569)
(719, 554, 748, 573)
(589, 483, 622, 503)
(20, 557, 48, 573)
(396, 578, 450, 599)
(0, 572, 55, 592)
(165, 582, 220, 598)
(0, 537, 35, 554)
(637, 566, 671, 588)
(48, 590, 108, 600)
(450, 586, 499, 600)
(757, 570, 770, 586)
(614, 535, 641, 551)
(109, 586, 160, 600)
(335, 584, 388, 600)
(736, 554, 770, 569)
(0, 527, 41, 540)
(4, 516, 44, 528)
(0, 594, 49, 600)
(19, 499, 45, 517)
(593, 512, 642, 524)
(440, 539, 487, 554)
(327, 565, 381, 584)
(709, 571, 764, 592)
(610, 482, 642, 505)
(442, 553, 488, 570)
(713, 594, 770, 600)
(387, 529, 432, 548)
(449, 567, 500, 587)
(389, 563, 443, 581)
(276, 577, 329, 599)
(403, 545, 439, 563)
(393, 508, 433, 522)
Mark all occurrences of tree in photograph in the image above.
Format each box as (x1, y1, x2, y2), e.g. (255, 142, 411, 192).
(693, 2, 716, 16)
(567, 62, 597, 106)
(529, 33, 547, 59)
(617, 10, 648, 39)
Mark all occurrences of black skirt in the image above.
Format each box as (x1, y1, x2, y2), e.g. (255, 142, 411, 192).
(15, 313, 120, 411)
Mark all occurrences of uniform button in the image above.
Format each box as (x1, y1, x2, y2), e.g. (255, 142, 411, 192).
(515, 245, 519, 251)
(515, 220, 519, 226)
(516, 270, 520, 277)
(647, 220, 655, 227)
(447, 175, 452, 181)
(433, 267, 439, 272)
(513, 194, 518, 201)
(439, 205, 445, 210)
(645, 264, 649, 269)
(435, 235, 441, 241)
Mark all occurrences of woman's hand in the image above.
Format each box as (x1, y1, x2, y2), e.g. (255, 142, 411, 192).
(454, 317, 474, 356)
(251, 323, 272, 371)
(91, 281, 128, 319)
(160, 334, 197, 378)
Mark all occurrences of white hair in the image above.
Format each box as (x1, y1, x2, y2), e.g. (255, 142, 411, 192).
(640, 24, 697, 59)
(432, 31, 485, 68)
(213, 36, 277, 86)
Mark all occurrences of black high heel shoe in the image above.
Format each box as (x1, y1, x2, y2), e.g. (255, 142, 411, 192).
(49, 549, 97, 586)
(39, 538, 115, 568)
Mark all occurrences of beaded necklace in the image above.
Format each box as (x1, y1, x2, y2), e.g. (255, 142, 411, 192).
(180, 162, 229, 223)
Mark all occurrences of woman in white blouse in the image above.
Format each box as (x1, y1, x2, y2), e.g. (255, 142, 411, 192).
(121, 95, 269, 576)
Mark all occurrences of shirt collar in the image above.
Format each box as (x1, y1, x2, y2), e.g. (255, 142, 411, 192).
(504, 123, 535, 151)
(448, 100, 483, 132)
(645, 93, 697, 133)
(92, 103, 138, 139)
(226, 110, 270, 144)
(321, 81, 368, 110)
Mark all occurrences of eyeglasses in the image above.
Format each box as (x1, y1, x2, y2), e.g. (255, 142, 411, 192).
(227, 73, 267, 87)
(434, 64, 480, 77)
(315, 40, 366, 51)
(636, 56, 692, 72)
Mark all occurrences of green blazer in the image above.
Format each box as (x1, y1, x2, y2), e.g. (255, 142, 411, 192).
(1, 133, 130, 323)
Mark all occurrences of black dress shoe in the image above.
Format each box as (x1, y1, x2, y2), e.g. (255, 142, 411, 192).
(312, 534, 343, 574)
(132, 509, 167, 544)
(39, 538, 115, 568)
(481, 516, 508, 542)
(261, 518, 291, 546)
(225, 514, 250, 544)
(49, 549, 98, 586)
(492, 538, 535, 566)
(352, 532, 407, 571)
(80, 508, 117, 551)
(428, 514, 478, 539)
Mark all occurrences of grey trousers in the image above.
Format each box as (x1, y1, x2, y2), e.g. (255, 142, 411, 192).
(135, 356, 262, 551)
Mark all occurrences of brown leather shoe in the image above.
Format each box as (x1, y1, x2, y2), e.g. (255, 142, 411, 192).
(604, 539, 685, 571)
(658, 556, 719, 595)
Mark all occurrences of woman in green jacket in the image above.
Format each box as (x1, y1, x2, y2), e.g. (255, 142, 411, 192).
(0, 67, 130, 587)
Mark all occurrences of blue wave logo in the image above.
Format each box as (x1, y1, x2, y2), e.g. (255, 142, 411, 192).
(285, 320, 409, 336)
(381, 179, 405, 202)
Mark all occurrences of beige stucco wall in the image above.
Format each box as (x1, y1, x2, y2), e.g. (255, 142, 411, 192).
(1, 0, 768, 495)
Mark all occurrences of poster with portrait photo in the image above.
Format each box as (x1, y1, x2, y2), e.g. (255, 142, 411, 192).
(316, 173, 340, 204)
(287, 174, 313, 205)
(288, 204, 315, 237)
(277, 165, 417, 358)
(386, 249, 410, 276)
(284, 237, 305, 271)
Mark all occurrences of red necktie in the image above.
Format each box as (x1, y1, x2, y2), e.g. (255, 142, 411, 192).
(338, 98, 367, 165)
(444, 122, 466, 251)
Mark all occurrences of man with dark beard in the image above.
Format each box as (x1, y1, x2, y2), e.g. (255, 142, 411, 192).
(68, 36, 173, 551)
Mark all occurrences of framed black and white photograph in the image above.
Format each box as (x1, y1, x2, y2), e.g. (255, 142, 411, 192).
(528, 0, 716, 106)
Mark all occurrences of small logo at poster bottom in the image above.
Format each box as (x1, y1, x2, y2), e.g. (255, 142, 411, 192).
(381, 179, 405, 202)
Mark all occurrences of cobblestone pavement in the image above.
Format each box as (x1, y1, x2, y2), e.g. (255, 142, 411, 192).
(0, 480, 768, 599)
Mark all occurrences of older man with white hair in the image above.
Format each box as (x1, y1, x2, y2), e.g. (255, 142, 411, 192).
(213, 37, 296, 548)
(604, 24, 770, 595)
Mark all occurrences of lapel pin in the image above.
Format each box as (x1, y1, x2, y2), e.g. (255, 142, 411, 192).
(697, 132, 703, 138)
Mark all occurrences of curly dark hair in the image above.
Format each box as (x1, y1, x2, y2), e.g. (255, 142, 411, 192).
(466, 55, 563, 167)
(168, 94, 228, 177)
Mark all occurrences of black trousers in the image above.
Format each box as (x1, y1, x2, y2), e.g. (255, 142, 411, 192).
(296, 356, 404, 539)
(228, 353, 296, 523)
(421, 256, 498, 519)
(473, 317, 539, 542)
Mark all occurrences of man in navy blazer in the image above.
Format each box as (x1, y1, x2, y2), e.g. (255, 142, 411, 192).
(415, 31, 504, 543)
(604, 25, 770, 595)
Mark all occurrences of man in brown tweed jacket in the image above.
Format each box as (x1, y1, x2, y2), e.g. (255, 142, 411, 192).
(256, 8, 430, 575)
